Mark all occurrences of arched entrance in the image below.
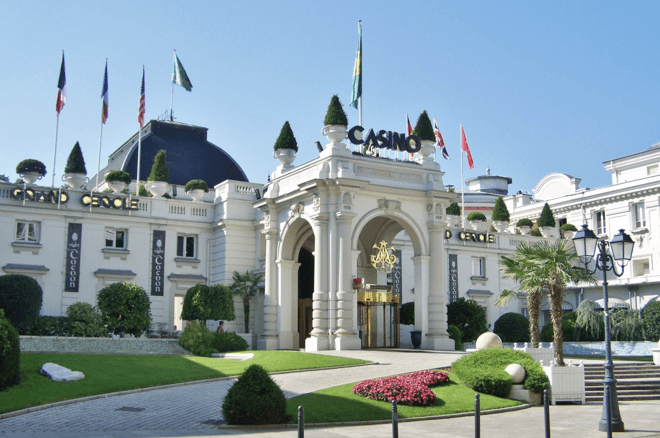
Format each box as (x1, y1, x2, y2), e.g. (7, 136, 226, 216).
(297, 247, 314, 348)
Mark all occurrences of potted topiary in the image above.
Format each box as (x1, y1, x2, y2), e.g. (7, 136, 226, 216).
(491, 197, 510, 233)
(185, 179, 208, 202)
(413, 110, 436, 162)
(560, 223, 578, 239)
(538, 203, 556, 237)
(105, 170, 132, 193)
(62, 142, 89, 189)
(322, 95, 349, 149)
(16, 159, 46, 184)
(146, 150, 170, 197)
(446, 202, 461, 227)
(467, 211, 488, 231)
(517, 218, 533, 235)
(273, 121, 298, 172)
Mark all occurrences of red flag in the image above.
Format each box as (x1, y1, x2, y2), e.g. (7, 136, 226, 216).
(101, 61, 109, 124)
(138, 67, 145, 128)
(406, 113, 413, 136)
(461, 124, 474, 170)
(56, 52, 66, 114)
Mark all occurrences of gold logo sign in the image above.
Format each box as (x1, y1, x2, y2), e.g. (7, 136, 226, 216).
(371, 240, 397, 271)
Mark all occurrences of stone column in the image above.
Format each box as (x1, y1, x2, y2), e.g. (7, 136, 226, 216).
(258, 229, 279, 350)
(334, 211, 361, 350)
(425, 223, 455, 350)
(305, 214, 330, 351)
(276, 259, 300, 350)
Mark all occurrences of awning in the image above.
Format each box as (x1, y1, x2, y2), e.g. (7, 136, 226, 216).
(594, 298, 629, 309)
(541, 301, 574, 311)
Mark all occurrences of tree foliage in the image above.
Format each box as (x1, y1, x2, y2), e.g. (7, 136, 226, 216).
(447, 298, 488, 343)
(0, 274, 43, 334)
(446, 202, 461, 216)
(222, 364, 287, 425)
(97, 282, 152, 337)
(324, 94, 348, 126)
(230, 271, 263, 333)
(181, 284, 235, 326)
(65, 302, 107, 337)
(538, 203, 556, 228)
(64, 142, 87, 174)
(273, 121, 298, 152)
(611, 309, 645, 341)
(147, 150, 170, 183)
(412, 110, 435, 141)
(491, 197, 510, 222)
(642, 301, 660, 341)
(0, 309, 20, 391)
(400, 302, 415, 325)
(493, 312, 530, 342)
(574, 300, 604, 341)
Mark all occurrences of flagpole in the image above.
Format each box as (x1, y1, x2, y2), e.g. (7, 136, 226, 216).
(52, 113, 60, 188)
(136, 66, 144, 195)
(170, 50, 175, 121)
(96, 59, 107, 192)
(461, 124, 466, 229)
(96, 123, 103, 192)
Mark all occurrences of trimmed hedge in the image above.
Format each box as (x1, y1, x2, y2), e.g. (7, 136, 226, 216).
(516, 218, 533, 228)
(447, 297, 487, 343)
(0, 274, 43, 334)
(147, 150, 170, 183)
(274, 121, 298, 152)
(65, 302, 107, 338)
(212, 332, 249, 352)
(412, 110, 435, 141)
(179, 321, 217, 356)
(184, 179, 208, 193)
(447, 324, 463, 351)
(493, 313, 530, 343)
(446, 202, 461, 216)
(538, 203, 556, 228)
(28, 316, 72, 336)
(64, 142, 87, 174)
(0, 309, 20, 391)
(105, 170, 131, 184)
(400, 302, 414, 325)
(452, 348, 550, 397)
(642, 301, 660, 342)
(467, 212, 486, 221)
(16, 159, 46, 176)
(492, 197, 510, 222)
(324, 95, 348, 126)
(97, 282, 152, 338)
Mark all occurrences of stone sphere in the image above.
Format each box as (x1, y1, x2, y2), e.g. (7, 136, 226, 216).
(505, 363, 526, 384)
(475, 332, 503, 350)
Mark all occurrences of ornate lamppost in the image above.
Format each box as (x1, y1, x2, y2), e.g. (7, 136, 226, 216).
(572, 225, 635, 436)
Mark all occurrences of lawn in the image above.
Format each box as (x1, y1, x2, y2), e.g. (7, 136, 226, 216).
(0, 351, 368, 415)
(286, 372, 523, 424)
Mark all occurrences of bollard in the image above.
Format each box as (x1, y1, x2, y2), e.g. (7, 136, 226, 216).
(392, 400, 399, 438)
(475, 393, 480, 438)
(298, 406, 304, 438)
(544, 389, 550, 438)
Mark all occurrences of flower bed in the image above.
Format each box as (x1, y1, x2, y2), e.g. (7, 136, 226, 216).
(352, 370, 449, 406)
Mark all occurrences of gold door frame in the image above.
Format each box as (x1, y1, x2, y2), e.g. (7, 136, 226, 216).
(357, 291, 400, 348)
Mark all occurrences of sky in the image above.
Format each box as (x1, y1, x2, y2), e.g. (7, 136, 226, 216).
(2, 0, 660, 194)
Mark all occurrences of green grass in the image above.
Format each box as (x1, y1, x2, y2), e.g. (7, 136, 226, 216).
(565, 354, 652, 362)
(286, 372, 523, 424)
(0, 351, 368, 415)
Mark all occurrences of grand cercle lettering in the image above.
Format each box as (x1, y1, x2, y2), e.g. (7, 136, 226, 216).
(444, 229, 496, 244)
(348, 125, 422, 153)
(11, 187, 69, 204)
(81, 194, 138, 210)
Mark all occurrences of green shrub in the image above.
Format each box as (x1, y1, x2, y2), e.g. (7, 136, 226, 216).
(0, 274, 43, 334)
(452, 348, 550, 396)
(531, 228, 542, 237)
(493, 313, 530, 343)
(575, 301, 604, 341)
(560, 223, 577, 232)
(611, 309, 645, 341)
(65, 302, 107, 337)
(273, 121, 298, 152)
(178, 321, 217, 357)
(64, 142, 87, 174)
(467, 212, 486, 221)
(212, 332, 249, 352)
(222, 364, 287, 425)
(447, 324, 463, 350)
(138, 183, 152, 197)
(446, 202, 461, 216)
(324, 95, 348, 126)
(538, 203, 556, 228)
(491, 197, 510, 222)
(516, 218, 533, 228)
(147, 150, 170, 183)
(447, 297, 488, 343)
(97, 282, 152, 338)
(28, 316, 72, 336)
(184, 179, 208, 193)
(16, 159, 46, 176)
(400, 302, 414, 325)
(105, 170, 131, 184)
(540, 311, 577, 342)
(412, 110, 435, 141)
(0, 309, 20, 391)
(642, 301, 660, 341)
(181, 284, 235, 325)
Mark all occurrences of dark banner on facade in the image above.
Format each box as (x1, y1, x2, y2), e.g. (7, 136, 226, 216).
(151, 230, 165, 296)
(392, 249, 402, 297)
(64, 223, 82, 292)
(449, 254, 458, 304)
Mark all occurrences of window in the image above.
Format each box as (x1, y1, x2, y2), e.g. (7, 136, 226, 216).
(177, 234, 197, 258)
(16, 221, 40, 243)
(633, 259, 650, 277)
(105, 228, 127, 249)
(472, 257, 486, 277)
(595, 211, 606, 235)
(633, 203, 646, 229)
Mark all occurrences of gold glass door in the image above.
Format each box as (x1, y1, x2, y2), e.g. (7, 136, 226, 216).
(358, 291, 400, 348)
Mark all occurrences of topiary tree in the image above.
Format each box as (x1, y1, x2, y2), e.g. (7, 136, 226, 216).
(230, 271, 263, 333)
(517, 218, 533, 228)
(560, 223, 578, 232)
(412, 110, 434, 141)
(147, 150, 170, 183)
(492, 197, 510, 222)
(16, 159, 47, 176)
(0, 309, 20, 391)
(222, 364, 287, 425)
(324, 95, 348, 126)
(447, 324, 463, 351)
(493, 312, 530, 342)
(184, 179, 209, 193)
(467, 212, 486, 221)
(400, 302, 414, 325)
(447, 297, 488, 343)
(446, 202, 461, 216)
(181, 284, 235, 327)
(97, 282, 152, 338)
(65, 302, 107, 337)
(105, 170, 132, 184)
(538, 203, 556, 228)
(64, 142, 87, 174)
(273, 121, 298, 152)
(0, 274, 43, 334)
(642, 300, 660, 341)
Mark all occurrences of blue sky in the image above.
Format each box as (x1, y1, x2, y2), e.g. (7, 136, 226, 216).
(2, 1, 660, 194)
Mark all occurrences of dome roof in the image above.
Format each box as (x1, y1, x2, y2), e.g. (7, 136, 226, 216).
(103, 120, 248, 188)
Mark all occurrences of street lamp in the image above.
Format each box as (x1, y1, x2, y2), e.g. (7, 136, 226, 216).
(573, 225, 634, 436)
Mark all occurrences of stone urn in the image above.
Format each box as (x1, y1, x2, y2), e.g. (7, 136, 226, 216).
(62, 173, 88, 189)
(410, 330, 422, 349)
(540, 226, 554, 238)
(20, 172, 42, 185)
(469, 220, 488, 231)
(322, 124, 348, 148)
(188, 189, 206, 202)
(107, 181, 127, 194)
(145, 181, 169, 197)
(492, 220, 510, 233)
(418, 140, 436, 163)
(273, 148, 296, 171)
(446, 214, 460, 228)
(519, 226, 532, 235)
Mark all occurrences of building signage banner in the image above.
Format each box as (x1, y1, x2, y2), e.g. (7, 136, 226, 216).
(392, 249, 402, 297)
(64, 223, 82, 292)
(449, 254, 458, 304)
(445, 229, 495, 244)
(151, 230, 165, 296)
(11, 187, 69, 204)
(81, 194, 138, 210)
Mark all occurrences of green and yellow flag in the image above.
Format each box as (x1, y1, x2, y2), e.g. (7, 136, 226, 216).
(172, 51, 193, 92)
(350, 21, 362, 109)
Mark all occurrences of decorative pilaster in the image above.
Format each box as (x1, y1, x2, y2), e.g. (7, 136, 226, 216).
(334, 211, 361, 350)
(276, 259, 300, 350)
(258, 229, 279, 350)
(306, 214, 330, 351)
(426, 221, 454, 350)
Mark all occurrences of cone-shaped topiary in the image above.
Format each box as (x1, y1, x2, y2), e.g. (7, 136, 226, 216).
(273, 121, 298, 152)
(105, 170, 132, 184)
(64, 142, 87, 174)
(0, 309, 20, 391)
(538, 203, 556, 228)
(446, 202, 461, 216)
(147, 150, 170, 183)
(324, 95, 348, 126)
(412, 110, 435, 141)
(492, 197, 510, 222)
(221, 364, 287, 425)
(517, 218, 533, 228)
(16, 159, 47, 176)
(467, 212, 486, 221)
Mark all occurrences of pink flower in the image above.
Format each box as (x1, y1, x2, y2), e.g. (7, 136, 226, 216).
(352, 370, 450, 406)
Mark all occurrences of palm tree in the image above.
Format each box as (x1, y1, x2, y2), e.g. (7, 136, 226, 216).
(498, 240, 595, 365)
(230, 271, 264, 333)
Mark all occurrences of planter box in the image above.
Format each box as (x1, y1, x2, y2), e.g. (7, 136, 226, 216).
(513, 342, 555, 365)
(542, 360, 585, 405)
(509, 384, 542, 405)
(652, 348, 660, 366)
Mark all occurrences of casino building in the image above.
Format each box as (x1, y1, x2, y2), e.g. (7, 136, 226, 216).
(2, 119, 659, 350)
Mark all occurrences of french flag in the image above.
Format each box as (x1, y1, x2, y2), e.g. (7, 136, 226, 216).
(101, 61, 108, 124)
(56, 52, 66, 114)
